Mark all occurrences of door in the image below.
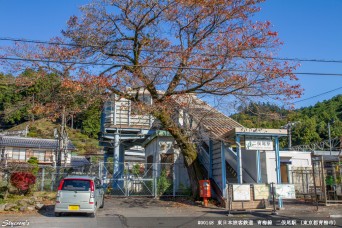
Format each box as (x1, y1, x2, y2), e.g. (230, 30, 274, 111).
(281, 163, 289, 183)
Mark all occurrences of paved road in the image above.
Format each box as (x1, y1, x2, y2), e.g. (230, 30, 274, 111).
(0, 197, 341, 227)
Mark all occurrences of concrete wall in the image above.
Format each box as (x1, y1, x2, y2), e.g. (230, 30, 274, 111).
(265, 151, 311, 184)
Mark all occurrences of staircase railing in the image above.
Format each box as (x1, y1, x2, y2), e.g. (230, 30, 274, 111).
(198, 145, 210, 172)
(224, 147, 256, 183)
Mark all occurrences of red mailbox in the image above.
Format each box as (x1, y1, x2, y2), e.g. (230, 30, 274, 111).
(199, 180, 211, 197)
(199, 180, 211, 207)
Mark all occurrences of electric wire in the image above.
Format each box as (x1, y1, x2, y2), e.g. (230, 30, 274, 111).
(1, 37, 342, 64)
(293, 86, 342, 104)
(2, 56, 342, 76)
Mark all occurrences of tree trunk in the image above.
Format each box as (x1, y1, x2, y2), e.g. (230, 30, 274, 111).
(152, 108, 204, 198)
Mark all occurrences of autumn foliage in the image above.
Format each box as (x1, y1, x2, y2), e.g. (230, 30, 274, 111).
(10, 172, 36, 195)
(1, 0, 304, 197)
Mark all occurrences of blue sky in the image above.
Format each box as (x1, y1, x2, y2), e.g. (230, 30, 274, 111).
(1, 0, 341, 109)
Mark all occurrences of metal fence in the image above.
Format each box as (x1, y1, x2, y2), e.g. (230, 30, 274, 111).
(0, 162, 191, 197)
(290, 158, 342, 204)
(99, 162, 191, 197)
(0, 163, 100, 194)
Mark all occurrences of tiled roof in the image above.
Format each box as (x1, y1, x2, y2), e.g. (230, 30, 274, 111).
(176, 95, 243, 139)
(70, 156, 91, 167)
(0, 135, 76, 150)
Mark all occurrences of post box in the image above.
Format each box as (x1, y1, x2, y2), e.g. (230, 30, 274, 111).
(199, 180, 211, 198)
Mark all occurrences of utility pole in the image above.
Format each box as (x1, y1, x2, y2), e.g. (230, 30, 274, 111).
(328, 119, 334, 156)
(55, 106, 68, 186)
(287, 122, 292, 150)
(328, 122, 332, 156)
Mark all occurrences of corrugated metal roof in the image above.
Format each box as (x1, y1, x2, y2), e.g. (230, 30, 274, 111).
(0, 135, 76, 150)
(185, 96, 243, 139)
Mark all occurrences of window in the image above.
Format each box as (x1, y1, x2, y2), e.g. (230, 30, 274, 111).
(62, 179, 91, 191)
(33, 150, 45, 161)
(12, 148, 26, 161)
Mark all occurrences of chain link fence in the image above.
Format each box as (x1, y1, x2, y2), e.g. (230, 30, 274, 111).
(0, 161, 191, 197)
(0, 163, 100, 196)
(100, 162, 191, 197)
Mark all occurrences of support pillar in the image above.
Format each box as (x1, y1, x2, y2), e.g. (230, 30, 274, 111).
(236, 135, 243, 184)
(275, 136, 283, 208)
(103, 152, 108, 178)
(257, 150, 262, 183)
(112, 131, 120, 189)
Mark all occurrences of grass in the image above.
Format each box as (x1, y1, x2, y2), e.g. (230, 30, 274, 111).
(0, 191, 57, 205)
(0, 194, 26, 205)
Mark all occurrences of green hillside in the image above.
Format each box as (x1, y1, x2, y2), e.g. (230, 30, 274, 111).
(231, 95, 342, 147)
(8, 119, 100, 155)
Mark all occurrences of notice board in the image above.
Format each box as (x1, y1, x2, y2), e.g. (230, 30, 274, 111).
(253, 184, 270, 200)
(232, 184, 251, 201)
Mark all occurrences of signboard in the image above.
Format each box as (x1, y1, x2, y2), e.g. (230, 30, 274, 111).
(253, 184, 270, 200)
(275, 184, 296, 199)
(232, 184, 251, 201)
(245, 140, 273, 151)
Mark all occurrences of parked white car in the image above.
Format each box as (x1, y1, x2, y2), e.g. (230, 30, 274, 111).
(54, 175, 104, 217)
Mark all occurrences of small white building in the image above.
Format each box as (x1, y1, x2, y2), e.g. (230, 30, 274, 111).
(143, 130, 190, 193)
(241, 150, 312, 184)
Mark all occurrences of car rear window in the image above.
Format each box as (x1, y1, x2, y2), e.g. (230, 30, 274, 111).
(62, 179, 91, 191)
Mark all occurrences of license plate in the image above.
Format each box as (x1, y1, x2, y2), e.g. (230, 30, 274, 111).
(68, 205, 80, 211)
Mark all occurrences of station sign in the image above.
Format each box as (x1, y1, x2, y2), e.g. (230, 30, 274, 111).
(245, 140, 273, 151)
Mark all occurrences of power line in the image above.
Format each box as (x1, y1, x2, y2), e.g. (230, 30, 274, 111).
(2, 56, 342, 76)
(293, 86, 342, 104)
(1, 37, 342, 64)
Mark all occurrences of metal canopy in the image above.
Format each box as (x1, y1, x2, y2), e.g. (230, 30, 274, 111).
(224, 127, 287, 209)
(230, 127, 287, 137)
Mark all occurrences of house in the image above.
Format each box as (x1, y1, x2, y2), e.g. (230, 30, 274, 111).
(0, 135, 75, 166)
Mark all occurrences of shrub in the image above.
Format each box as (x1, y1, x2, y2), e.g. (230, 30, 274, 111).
(27, 157, 39, 175)
(10, 172, 36, 195)
(157, 169, 172, 195)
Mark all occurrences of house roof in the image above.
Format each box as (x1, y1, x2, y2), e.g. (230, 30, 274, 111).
(70, 156, 91, 167)
(0, 135, 76, 150)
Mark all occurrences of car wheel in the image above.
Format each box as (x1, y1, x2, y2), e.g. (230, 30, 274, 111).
(89, 204, 97, 218)
(55, 212, 61, 217)
(99, 196, 104, 208)
(88, 211, 96, 218)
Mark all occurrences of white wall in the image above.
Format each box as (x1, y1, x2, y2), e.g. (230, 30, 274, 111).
(238, 150, 311, 184)
(265, 151, 311, 184)
(144, 136, 190, 190)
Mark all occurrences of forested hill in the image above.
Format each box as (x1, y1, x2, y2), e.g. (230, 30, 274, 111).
(231, 95, 342, 147)
(0, 72, 101, 155)
(0, 71, 101, 139)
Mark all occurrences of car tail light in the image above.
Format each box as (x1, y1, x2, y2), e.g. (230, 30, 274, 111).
(58, 180, 65, 191)
(89, 180, 95, 204)
(90, 180, 95, 191)
(56, 179, 64, 201)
